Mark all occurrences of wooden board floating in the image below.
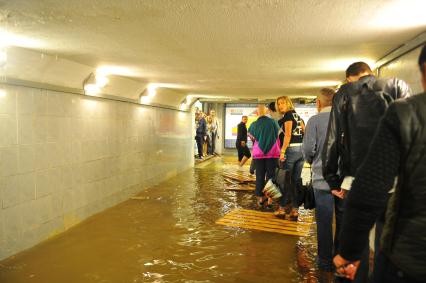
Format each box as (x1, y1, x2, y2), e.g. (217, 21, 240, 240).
(225, 184, 255, 192)
(216, 208, 312, 237)
(130, 196, 149, 200)
(222, 172, 256, 183)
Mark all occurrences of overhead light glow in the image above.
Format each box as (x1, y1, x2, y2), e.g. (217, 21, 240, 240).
(84, 83, 100, 95)
(95, 75, 109, 88)
(0, 30, 44, 48)
(147, 85, 157, 97)
(140, 96, 151, 104)
(371, 0, 426, 29)
(185, 96, 192, 104)
(0, 89, 6, 98)
(96, 66, 136, 77)
(179, 103, 188, 111)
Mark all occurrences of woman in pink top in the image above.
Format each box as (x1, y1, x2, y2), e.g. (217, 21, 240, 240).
(248, 104, 281, 207)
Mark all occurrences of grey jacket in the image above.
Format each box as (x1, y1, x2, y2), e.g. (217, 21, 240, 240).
(302, 107, 331, 191)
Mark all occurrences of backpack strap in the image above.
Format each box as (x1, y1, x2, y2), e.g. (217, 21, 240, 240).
(340, 91, 351, 172)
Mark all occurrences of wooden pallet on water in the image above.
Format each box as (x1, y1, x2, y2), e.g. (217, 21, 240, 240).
(216, 208, 312, 237)
(222, 172, 256, 183)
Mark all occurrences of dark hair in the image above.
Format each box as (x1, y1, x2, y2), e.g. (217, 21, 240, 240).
(345, 62, 372, 78)
(268, 101, 276, 112)
(419, 44, 426, 74)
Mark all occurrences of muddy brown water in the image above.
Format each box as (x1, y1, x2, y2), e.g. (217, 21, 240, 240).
(0, 157, 320, 283)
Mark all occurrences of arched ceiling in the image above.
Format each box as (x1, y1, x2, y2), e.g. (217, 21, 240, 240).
(0, 0, 425, 102)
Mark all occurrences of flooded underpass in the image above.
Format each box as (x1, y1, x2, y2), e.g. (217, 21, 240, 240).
(0, 156, 321, 283)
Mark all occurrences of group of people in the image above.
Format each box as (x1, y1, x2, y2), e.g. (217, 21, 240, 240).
(236, 44, 426, 283)
(195, 109, 219, 159)
(236, 97, 306, 221)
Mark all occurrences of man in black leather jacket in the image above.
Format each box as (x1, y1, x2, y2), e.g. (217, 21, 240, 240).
(322, 63, 411, 192)
(333, 44, 426, 283)
(321, 62, 411, 282)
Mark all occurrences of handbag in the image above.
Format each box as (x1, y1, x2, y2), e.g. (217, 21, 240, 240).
(263, 179, 282, 200)
(274, 161, 289, 188)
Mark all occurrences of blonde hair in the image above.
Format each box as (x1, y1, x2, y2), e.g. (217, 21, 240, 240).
(276, 96, 295, 114)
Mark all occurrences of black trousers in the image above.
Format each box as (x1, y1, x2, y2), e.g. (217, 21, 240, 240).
(254, 158, 277, 197)
(236, 143, 251, 161)
(211, 132, 217, 154)
(195, 135, 203, 158)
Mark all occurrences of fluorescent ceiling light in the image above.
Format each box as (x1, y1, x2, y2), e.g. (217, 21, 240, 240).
(0, 30, 44, 48)
(0, 89, 6, 98)
(147, 85, 157, 97)
(179, 103, 187, 111)
(95, 75, 109, 88)
(84, 83, 100, 95)
(140, 95, 151, 104)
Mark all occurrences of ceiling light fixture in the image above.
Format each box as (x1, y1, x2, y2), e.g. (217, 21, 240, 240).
(140, 95, 151, 104)
(179, 102, 188, 111)
(83, 72, 108, 95)
(95, 74, 109, 88)
(139, 84, 159, 104)
(147, 85, 157, 97)
(0, 30, 44, 48)
(0, 89, 6, 98)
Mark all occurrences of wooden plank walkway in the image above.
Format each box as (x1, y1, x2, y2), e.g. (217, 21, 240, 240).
(222, 172, 256, 183)
(216, 208, 312, 237)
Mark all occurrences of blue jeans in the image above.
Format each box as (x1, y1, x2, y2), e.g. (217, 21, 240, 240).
(279, 145, 304, 208)
(313, 189, 345, 271)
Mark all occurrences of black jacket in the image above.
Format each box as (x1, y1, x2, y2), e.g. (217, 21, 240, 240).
(338, 93, 426, 281)
(322, 75, 411, 189)
(236, 122, 248, 143)
(382, 94, 426, 280)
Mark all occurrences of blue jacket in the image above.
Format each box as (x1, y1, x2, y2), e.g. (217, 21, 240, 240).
(196, 117, 207, 136)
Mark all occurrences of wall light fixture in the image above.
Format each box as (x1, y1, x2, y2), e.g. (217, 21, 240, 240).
(83, 72, 109, 95)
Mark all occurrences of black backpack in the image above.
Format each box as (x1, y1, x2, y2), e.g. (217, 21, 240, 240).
(341, 77, 394, 174)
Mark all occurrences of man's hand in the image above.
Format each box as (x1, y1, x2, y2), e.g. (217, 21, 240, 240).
(333, 254, 360, 280)
(280, 152, 286, 161)
(331, 189, 347, 199)
(241, 141, 246, 147)
(204, 136, 207, 141)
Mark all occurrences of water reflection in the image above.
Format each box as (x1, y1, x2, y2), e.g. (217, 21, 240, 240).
(0, 156, 322, 283)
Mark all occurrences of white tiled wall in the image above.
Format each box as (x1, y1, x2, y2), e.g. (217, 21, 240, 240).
(0, 84, 193, 260)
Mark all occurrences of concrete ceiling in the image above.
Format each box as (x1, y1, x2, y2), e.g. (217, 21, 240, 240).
(1, 0, 426, 100)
